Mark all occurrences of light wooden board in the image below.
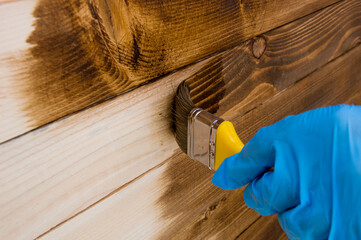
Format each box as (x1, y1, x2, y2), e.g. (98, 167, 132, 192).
(0, 61, 210, 239)
(38, 154, 257, 240)
(39, 45, 361, 240)
(0, 0, 39, 142)
(0, 0, 340, 143)
(1, 1, 360, 238)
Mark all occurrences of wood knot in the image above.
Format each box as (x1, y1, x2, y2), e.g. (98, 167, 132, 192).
(252, 36, 267, 59)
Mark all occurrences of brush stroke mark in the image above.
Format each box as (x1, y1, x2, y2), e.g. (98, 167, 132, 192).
(21, 0, 123, 127)
(18, 0, 245, 128)
(185, 41, 265, 117)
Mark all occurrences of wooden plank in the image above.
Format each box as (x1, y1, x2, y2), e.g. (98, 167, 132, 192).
(39, 45, 361, 239)
(187, 0, 361, 116)
(1, 1, 360, 238)
(0, 0, 340, 143)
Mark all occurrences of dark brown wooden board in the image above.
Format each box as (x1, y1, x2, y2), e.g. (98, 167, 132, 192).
(156, 1, 361, 237)
(157, 45, 361, 239)
(186, 0, 361, 116)
(0, 0, 339, 143)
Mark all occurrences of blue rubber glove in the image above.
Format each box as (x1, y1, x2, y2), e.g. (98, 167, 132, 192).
(212, 105, 361, 240)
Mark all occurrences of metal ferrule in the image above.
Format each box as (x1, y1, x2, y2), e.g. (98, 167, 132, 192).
(187, 108, 224, 170)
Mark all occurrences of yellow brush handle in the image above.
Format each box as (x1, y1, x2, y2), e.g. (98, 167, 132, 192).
(214, 121, 244, 170)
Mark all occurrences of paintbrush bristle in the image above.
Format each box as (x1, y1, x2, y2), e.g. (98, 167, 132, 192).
(172, 81, 196, 153)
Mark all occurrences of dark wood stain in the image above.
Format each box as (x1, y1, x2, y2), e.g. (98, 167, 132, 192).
(22, 0, 117, 126)
(158, 45, 361, 240)
(232, 46, 361, 143)
(184, 0, 361, 118)
(7, 0, 338, 139)
(157, 151, 259, 239)
(187, 56, 228, 114)
(131, 34, 141, 66)
(187, 42, 259, 115)
(158, 1, 361, 239)
(236, 215, 286, 240)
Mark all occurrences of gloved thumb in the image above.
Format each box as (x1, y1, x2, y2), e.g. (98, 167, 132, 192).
(212, 125, 277, 190)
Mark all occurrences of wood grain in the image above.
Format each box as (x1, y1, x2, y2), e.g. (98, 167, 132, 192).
(0, 1, 360, 238)
(186, 0, 361, 116)
(0, 0, 340, 143)
(39, 152, 259, 240)
(0, 61, 210, 240)
(39, 45, 361, 239)
(236, 215, 287, 240)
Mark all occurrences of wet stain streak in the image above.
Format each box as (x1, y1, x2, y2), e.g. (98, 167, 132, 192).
(22, 0, 122, 126)
(18, 0, 246, 128)
(185, 41, 265, 116)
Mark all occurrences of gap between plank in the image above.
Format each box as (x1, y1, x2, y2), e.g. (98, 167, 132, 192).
(34, 154, 179, 239)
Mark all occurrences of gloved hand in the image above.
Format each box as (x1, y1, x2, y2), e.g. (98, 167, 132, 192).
(212, 105, 361, 240)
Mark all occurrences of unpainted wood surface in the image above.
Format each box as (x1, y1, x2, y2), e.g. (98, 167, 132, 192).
(40, 45, 361, 239)
(0, 1, 360, 238)
(0, 60, 210, 239)
(0, 0, 340, 143)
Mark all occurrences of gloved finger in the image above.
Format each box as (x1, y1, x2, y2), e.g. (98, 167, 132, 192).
(278, 204, 330, 240)
(244, 171, 299, 216)
(212, 125, 279, 190)
(244, 140, 300, 215)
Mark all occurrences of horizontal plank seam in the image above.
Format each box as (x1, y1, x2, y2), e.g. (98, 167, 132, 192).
(36, 43, 361, 239)
(34, 153, 180, 239)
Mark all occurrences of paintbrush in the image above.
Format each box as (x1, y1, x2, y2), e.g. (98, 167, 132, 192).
(172, 81, 244, 171)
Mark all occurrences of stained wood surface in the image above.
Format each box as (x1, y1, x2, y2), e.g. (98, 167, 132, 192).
(187, 0, 361, 116)
(0, 0, 340, 143)
(237, 215, 287, 240)
(39, 45, 361, 240)
(0, 1, 360, 238)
